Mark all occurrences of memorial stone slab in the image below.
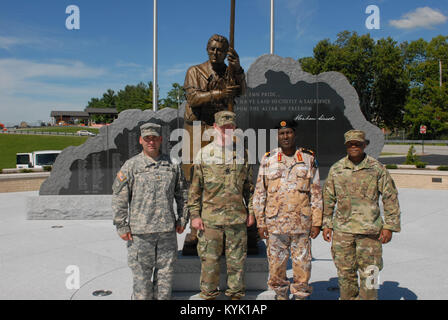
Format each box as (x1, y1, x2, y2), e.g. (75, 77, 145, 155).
(235, 54, 384, 179)
(39, 108, 183, 195)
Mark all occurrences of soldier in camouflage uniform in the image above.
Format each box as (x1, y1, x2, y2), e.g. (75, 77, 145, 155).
(187, 111, 255, 300)
(253, 120, 323, 300)
(112, 123, 188, 300)
(322, 130, 401, 300)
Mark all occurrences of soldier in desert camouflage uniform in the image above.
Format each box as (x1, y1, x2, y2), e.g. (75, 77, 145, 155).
(112, 123, 188, 300)
(322, 130, 401, 300)
(187, 111, 255, 300)
(253, 120, 323, 300)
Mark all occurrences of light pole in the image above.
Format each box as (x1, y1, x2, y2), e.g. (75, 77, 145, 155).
(270, 0, 274, 54)
(153, 0, 158, 112)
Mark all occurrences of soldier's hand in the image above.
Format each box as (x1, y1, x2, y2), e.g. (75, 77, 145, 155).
(227, 47, 241, 70)
(310, 226, 321, 239)
(191, 217, 205, 231)
(379, 229, 393, 244)
(258, 227, 269, 240)
(176, 226, 185, 234)
(322, 228, 333, 242)
(246, 215, 255, 227)
(120, 232, 133, 241)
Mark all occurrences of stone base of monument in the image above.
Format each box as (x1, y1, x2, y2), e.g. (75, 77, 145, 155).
(173, 241, 269, 293)
(26, 195, 113, 220)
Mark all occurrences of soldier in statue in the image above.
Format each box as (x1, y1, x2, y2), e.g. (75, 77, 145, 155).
(182, 34, 246, 248)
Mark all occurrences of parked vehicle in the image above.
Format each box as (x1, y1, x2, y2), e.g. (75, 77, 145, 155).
(76, 130, 96, 136)
(16, 150, 62, 169)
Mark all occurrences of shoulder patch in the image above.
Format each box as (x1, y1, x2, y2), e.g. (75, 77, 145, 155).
(301, 148, 315, 156)
(117, 171, 127, 182)
(265, 151, 271, 157)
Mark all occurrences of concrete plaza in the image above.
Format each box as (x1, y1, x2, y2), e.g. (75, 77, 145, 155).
(0, 188, 447, 300)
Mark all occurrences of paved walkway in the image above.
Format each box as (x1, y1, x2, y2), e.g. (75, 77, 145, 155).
(0, 189, 447, 300)
(381, 144, 448, 166)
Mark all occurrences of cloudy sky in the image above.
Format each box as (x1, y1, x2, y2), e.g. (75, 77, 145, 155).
(0, 0, 447, 125)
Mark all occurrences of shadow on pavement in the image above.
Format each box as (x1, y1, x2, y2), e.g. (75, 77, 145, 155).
(309, 277, 340, 300)
(379, 281, 418, 300)
(308, 278, 418, 300)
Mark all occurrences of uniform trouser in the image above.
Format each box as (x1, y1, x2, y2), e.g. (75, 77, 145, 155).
(182, 122, 213, 240)
(127, 232, 177, 300)
(197, 224, 247, 298)
(267, 233, 312, 299)
(331, 231, 383, 300)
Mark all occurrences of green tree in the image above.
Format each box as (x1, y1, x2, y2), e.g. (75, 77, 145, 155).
(402, 36, 448, 139)
(102, 89, 117, 108)
(115, 82, 154, 112)
(299, 31, 409, 129)
(160, 83, 185, 109)
(370, 38, 409, 128)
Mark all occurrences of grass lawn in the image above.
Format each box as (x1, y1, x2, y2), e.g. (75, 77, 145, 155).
(15, 126, 99, 134)
(0, 134, 88, 170)
(380, 152, 404, 156)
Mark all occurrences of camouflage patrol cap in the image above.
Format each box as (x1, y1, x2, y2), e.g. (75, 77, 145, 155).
(215, 111, 236, 126)
(344, 130, 369, 145)
(140, 123, 161, 137)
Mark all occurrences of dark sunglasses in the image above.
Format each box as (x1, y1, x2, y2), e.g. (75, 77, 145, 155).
(345, 141, 364, 148)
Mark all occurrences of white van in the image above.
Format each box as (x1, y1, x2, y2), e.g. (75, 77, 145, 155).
(16, 150, 61, 169)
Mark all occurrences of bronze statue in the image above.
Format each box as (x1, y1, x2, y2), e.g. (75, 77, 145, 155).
(182, 34, 246, 181)
(181, 34, 247, 253)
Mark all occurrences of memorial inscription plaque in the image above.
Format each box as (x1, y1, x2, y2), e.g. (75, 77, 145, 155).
(234, 55, 383, 179)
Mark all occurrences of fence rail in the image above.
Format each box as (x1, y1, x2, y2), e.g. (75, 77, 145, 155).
(0, 130, 80, 136)
(385, 139, 448, 145)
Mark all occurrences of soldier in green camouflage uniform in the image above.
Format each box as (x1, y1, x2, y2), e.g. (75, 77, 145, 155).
(112, 123, 188, 300)
(322, 130, 401, 300)
(187, 111, 255, 300)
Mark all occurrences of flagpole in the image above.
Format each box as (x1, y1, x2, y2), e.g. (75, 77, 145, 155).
(270, 0, 274, 54)
(153, 0, 158, 111)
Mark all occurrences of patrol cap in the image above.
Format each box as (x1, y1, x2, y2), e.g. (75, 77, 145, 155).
(275, 119, 297, 131)
(344, 130, 369, 145)
(215, 111, 236, 127)
(140, 123, 161, 137)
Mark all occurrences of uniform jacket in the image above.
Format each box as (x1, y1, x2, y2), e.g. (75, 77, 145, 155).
(112, 152, 188, 236)
(253, 147, 323, 234)
(183, 60, 246, 126)
(187, 141, 254, 226)
(323, 154, 401, 234)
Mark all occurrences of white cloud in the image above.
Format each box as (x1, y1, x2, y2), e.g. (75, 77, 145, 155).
(163, 62, 198, 77)
(390, 7, 447, 29)
(283, 0, 317, 39)
(0, 59, 109, 124)
(240, 56, 257, 71)
(0, 36, 29, 49)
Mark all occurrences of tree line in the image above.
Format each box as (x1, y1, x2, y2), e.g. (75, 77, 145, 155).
(85, 82, 185, 123)
(300, 31, 448, 139)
